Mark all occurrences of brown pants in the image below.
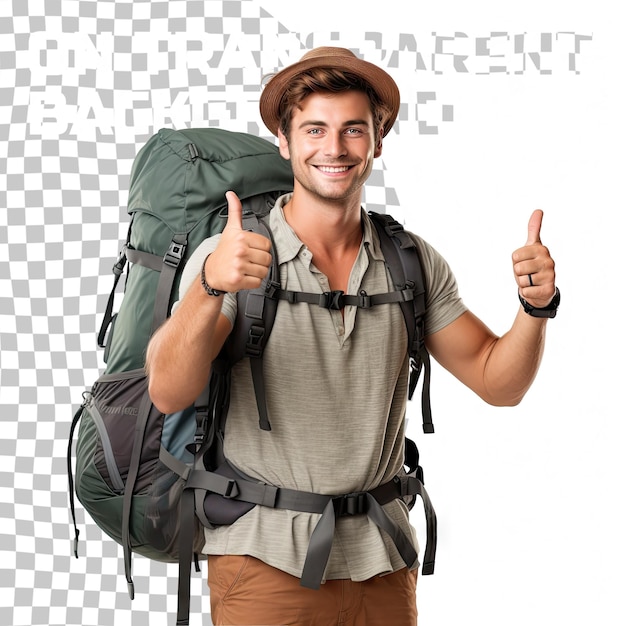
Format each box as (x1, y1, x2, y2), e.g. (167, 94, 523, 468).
(208, 555, 418, 626)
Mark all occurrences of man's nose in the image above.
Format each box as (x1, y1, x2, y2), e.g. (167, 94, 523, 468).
(323, 132, 348, 158)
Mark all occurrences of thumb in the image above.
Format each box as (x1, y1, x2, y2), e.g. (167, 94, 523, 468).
(526, 209, 544, 245)
(224, 190, 243, 230)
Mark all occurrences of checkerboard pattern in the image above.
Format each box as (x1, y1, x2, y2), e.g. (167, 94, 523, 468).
(0, 2, 404, 625)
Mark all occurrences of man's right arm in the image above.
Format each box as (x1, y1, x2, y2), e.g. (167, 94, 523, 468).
(146, 275, 232, 415)
(146, 190, 273, 414)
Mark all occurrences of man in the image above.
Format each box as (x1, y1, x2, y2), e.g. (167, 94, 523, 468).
(146, 47, 558, 626)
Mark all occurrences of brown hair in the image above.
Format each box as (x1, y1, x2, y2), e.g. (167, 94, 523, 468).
(274, 67, 392, 140)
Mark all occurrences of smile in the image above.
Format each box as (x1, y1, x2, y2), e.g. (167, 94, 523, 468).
(316, 165, 352, 173)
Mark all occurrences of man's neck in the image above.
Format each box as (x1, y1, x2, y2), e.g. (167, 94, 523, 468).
(282, 189, 364, 293)
(282, 188, 363, 258)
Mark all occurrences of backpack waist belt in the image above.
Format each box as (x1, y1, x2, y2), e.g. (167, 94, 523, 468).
(182, 465, 437, 590)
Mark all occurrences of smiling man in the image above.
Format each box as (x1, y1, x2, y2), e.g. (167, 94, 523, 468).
(146, 47, 558, 626)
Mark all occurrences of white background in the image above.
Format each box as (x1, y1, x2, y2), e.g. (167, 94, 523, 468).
(260, 1, 625, 625)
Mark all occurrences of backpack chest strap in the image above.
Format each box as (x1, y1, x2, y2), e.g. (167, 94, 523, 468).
(275, 286, 416, 310)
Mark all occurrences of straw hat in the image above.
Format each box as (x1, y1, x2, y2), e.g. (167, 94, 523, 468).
(259, 46, 400, 137)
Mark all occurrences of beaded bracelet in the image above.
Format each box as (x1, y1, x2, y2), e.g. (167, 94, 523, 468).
(200, 254, 226, 297)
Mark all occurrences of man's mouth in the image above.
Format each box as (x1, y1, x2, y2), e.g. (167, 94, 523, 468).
(316, 165, 352, 173)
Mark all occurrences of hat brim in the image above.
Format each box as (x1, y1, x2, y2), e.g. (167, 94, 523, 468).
(259, 54, 400, 137)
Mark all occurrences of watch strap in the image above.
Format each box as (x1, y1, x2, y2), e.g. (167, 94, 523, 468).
(518, 287, 560, 318)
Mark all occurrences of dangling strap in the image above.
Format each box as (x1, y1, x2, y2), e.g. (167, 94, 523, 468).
(177, 486, 195, 626)
(67, 394, 90, 559)
(410, 477, 437, 575)
(174, 379, 217, 626)
(299, 488, 418, 590)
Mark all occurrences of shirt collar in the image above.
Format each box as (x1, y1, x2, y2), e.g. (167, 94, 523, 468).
(268, 193, 386, 265)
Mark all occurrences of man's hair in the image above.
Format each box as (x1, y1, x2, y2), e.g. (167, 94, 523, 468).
(276, 67, 392, 140)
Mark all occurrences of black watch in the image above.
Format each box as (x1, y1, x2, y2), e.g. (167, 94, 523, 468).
(518, 287, 560, 318)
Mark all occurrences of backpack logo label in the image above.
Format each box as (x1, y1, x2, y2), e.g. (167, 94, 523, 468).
(101, 404, 139, 416)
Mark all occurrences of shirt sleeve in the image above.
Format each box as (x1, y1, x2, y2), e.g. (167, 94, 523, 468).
(410, 234, 468, 336)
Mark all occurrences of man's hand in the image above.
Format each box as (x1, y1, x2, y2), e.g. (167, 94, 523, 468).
(512, 209, 556, 308)
(202, 191, 273, 293)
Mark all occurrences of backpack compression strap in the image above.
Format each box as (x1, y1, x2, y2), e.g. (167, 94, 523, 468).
(125, 234, 188, 334)
(97, 218, 187, 348)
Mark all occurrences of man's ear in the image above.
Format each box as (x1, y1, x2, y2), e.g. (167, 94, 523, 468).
(278, 128, 290, 160)
(374, 128, 383, 158)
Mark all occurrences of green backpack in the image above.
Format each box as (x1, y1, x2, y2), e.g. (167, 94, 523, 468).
(67, 127, 437, 626)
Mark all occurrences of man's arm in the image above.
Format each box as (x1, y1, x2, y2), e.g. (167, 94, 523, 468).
(425, 210, 556, 406)
(145, 191, 272, 414)
(146, 279, 231, 415)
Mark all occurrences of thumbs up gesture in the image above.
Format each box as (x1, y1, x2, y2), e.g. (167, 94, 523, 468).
(512, 210, 556, 308)
(202, 191, 273, 293)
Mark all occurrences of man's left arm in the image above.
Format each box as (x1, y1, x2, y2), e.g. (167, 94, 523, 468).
(425, 209, 558, 406)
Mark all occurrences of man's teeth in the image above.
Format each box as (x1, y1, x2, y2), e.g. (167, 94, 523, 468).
(318, 166, 350, 173)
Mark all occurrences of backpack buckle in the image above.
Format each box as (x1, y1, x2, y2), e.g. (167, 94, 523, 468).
(320, 291, 345, 310)
(335, 492, 368, 516)
(163, 239, 186, 268)
(223, 479, 240, 499)
(401, 281, 417, 303)
(357, 290, 372, 308)
(246, 325, 265, 357)
(265, 279, 280, 298)
(113, 249, 127, 276)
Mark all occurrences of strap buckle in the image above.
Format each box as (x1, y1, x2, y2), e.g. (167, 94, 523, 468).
(246, 325, 265, 357)
(320, 290, 345, 310)
(335, 492, 368, 516)
(265, 279, 280, 299)
(357, 290, 372, 308)
(112, 249, 127, 275)
(223, 479, 240, 499)
(164, 239, 185, 268)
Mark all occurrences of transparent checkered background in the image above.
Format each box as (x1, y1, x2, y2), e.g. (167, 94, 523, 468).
(0, 2, 405, 625)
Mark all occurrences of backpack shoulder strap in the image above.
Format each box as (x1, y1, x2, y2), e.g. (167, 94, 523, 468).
(368, 211, 434, 434)
(219, 209, 435, 435)
(218, 204, 281, 432)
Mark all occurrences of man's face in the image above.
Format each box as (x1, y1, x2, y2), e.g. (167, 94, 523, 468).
(278, 90, 383, 205)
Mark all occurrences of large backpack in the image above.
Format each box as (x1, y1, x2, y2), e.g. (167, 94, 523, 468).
(67, 127, 437, 626)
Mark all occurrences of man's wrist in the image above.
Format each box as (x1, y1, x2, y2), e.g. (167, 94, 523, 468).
(200, 254, 226, 297)
(518, 287, 560, 318)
